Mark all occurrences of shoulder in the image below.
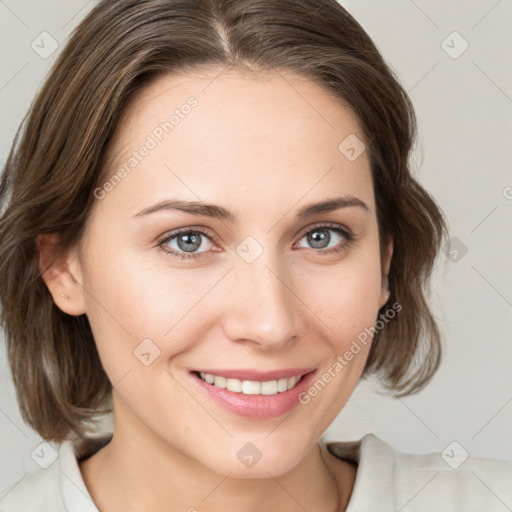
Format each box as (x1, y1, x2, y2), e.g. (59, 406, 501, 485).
(0, 460, 64, 512)
(326, 433, 512, 512)
(0, 435, 110, 512)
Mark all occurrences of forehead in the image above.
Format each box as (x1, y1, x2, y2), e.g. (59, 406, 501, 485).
(98, 67, 374, 219)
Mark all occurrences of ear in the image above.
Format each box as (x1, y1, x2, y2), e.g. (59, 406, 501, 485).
(35, 233, 87, 316)
(378, 234, 393, 309)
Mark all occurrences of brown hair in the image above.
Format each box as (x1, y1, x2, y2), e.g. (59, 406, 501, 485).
(0, 0, 448, 442)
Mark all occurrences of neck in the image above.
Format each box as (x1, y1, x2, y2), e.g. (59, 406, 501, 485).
(79, 401, 355, 512)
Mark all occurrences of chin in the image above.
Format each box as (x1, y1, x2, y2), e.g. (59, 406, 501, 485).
(185, 429, 315, 480)
(208, 449, 306, 480)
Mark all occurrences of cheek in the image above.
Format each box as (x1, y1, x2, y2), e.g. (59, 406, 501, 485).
(293, 262, 383, 433)
(302, 255, 383, 348)
(80, 244, 224, 376)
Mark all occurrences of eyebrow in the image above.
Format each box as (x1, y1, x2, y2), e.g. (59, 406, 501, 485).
(134, 195, 369, 222)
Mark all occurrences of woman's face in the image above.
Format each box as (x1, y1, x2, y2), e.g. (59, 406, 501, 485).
(65, 68, 392, 477)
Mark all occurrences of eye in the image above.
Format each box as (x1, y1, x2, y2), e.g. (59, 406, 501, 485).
(157, 227, 217, 260)
(295, 224, 354, 255)
(157, 223, 355, 260)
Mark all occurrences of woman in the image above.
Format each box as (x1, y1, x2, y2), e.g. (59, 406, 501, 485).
(0, 0, 510, 510)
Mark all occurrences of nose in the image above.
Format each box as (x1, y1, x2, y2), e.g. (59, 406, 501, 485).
(221, 254, 301, 351)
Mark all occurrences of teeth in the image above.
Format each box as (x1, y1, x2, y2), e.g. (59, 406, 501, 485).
(203, 373, 215, 384)
(226, 378, 242, 393)
(213, 375, 226, 389)
(242, 380, 260, 394)
(199, 373, 301, 395)
(277, 378, 288, 392)
(260, 380, 276, 395)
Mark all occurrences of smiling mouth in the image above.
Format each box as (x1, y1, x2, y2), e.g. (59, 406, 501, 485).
(192, 371, 311, 396)
(190, 368, 317, 419)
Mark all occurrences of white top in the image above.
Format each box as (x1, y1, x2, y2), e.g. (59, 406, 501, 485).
(1, 432, 511, 511)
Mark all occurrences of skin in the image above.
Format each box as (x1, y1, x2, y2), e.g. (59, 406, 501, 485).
(37, 66, 393, 512)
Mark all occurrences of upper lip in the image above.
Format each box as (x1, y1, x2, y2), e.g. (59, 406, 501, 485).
(193, 368, 316, 381)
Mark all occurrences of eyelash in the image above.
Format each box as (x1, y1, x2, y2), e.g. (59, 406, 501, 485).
(156, 223, 356, 260)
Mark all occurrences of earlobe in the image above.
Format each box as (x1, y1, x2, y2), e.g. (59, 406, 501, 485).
(380, 274, 390, 308)
(379, 235, 394, 309)
(35, 233, 87, 316)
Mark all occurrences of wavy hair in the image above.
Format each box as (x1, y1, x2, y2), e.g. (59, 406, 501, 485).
(0, 0, 448, 442)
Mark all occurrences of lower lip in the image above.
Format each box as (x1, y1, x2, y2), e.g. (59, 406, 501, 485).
(190, 370, 317, 419)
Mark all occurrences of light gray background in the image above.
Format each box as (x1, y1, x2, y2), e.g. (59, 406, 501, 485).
(1, 0, 511, 493)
